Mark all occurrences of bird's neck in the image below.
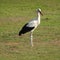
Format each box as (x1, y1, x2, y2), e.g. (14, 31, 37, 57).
(37, 12, 41, 24)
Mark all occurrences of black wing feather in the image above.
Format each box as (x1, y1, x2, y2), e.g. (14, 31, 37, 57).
(19, 23, 34, 36)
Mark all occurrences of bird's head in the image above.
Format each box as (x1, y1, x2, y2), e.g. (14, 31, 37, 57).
(37, 8, 43, 16)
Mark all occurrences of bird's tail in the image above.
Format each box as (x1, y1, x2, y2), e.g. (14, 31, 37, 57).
(19, 31, 22, 36)
(19, 33, 21, 36)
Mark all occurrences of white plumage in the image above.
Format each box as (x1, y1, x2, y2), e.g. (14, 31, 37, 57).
(27, 18, 38, 28)
(19, 8, 43, 46)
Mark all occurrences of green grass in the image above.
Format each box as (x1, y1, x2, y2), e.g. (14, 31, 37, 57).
(0, 0, 60, 60)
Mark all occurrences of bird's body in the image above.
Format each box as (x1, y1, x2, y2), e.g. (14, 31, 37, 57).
(19, 23, 35, 35)
(19, 8, 43, 46)
(19, 18, 39, 35)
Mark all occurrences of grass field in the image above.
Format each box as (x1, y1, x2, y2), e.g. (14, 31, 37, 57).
(0, 0, 60, 60)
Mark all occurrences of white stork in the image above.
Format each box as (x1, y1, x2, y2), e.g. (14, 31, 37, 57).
(19, 8, 43, 46)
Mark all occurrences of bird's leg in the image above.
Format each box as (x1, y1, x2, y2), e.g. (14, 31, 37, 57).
(30, 31, 33, 47)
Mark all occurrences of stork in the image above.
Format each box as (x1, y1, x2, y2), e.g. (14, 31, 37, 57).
(19, 8, 43, 47)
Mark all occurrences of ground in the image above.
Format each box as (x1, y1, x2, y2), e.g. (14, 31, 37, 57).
(0, 0, 60, 60)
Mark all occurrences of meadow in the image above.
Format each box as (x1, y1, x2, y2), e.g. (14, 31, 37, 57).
(0, 0, 60, 60)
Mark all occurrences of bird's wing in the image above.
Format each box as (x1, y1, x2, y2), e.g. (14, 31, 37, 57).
(26, 19, 38, 28)
(19, 23, 34, 35)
